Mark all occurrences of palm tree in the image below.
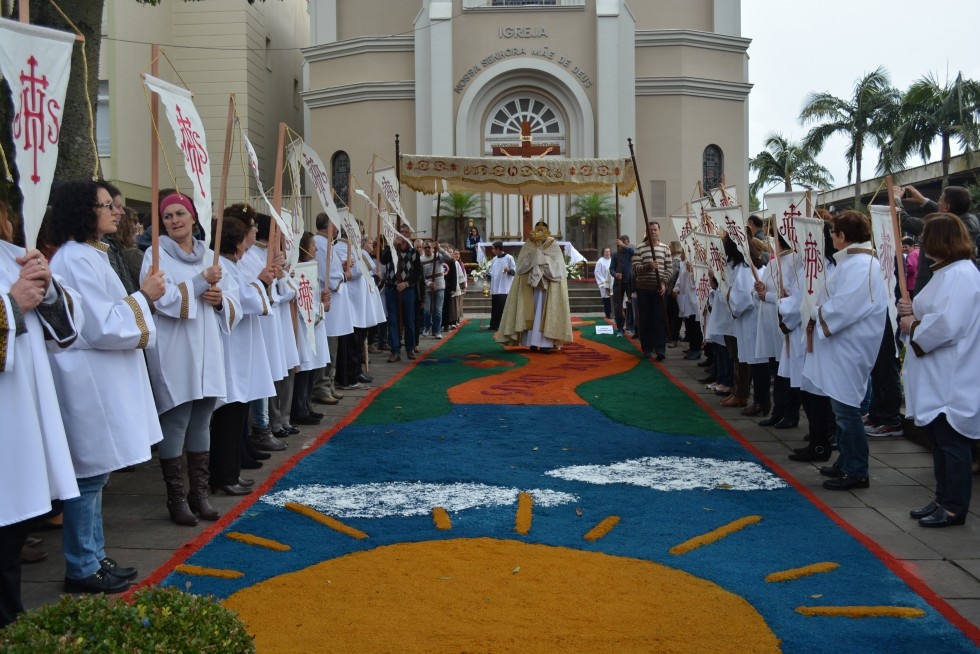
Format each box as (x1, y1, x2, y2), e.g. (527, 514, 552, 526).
(570, 192, 616, 250)
(749, 132, 833, 198)
(438, 191, 484, 248)
(800, 67, 900, 209)
(892, 72, 980, 188)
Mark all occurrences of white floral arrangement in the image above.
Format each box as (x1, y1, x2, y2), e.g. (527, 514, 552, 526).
(470, 259, 492, 282)
(565, 255, 583, 280)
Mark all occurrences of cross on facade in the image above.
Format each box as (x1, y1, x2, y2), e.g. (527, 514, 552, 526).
(492, 121, 561, 237)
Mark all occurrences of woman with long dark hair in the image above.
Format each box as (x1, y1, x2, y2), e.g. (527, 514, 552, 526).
(47, 180, 166, 593)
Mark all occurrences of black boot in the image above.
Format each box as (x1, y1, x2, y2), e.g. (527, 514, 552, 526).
(159, 457, 198, 526)
(186, 452, 221, 521)
(788, 443, 831, 462)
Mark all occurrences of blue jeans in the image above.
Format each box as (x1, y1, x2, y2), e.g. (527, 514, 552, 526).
(62, 473, 111, 578)
(423, 287, 445, 335)
(830, 398, 869, 478)
(385, 284, 416, 355)
(249, 397, 269, 431)
(714, 342, 733, 388)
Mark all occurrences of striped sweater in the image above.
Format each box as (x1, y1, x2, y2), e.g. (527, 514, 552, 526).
(631, 241, 673, 291)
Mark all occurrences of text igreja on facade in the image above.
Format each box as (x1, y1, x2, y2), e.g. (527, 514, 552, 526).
(498, 26, 548, 38)
(454, 45, 593, 94)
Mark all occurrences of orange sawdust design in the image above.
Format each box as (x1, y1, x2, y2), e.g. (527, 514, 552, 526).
(584, 516, 621, 541)
(224, 531, 290, 552)
(174, 564, 244, 579)
(432, 507, 452, 531)
(766, 561, 839, 583)
(796, 606, 926, 619)
(514, 492, 533, 534)
(669, 516, 763, 555)
(223, 538, 781, 654)
(285, 501, 369, 540)
(449, 332, 639, 405)
(463, 359, 517, 369)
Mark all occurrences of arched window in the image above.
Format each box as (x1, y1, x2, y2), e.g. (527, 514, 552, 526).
(484, 95, 565, 156)
(703, 145, 723, 193)
(331, 151, 350, 208)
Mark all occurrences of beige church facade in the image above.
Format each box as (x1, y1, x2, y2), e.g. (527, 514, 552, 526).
(304, 0, 750, 245)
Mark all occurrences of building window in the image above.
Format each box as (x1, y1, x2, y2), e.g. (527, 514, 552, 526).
(491, 0, 557, 5)
(332, 151, 350, 208)
(96, 80, 110, 157)
(265, 37, 272, 71)
(489, 98, 561, 136)
(703, 145, 723, 193)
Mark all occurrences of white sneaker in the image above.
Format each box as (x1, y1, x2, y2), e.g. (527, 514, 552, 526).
(434, 333, 443, 339)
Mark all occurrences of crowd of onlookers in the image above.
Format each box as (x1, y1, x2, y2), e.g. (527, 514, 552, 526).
(0, 182, 469, 626)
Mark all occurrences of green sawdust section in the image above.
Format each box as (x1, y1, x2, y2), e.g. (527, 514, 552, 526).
(357, 322, 726, 437)
(574, 326, 728, 437)
(354, 324, 529, 426)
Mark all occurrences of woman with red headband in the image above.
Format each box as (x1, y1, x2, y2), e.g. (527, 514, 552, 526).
(140, 192, 238, 526)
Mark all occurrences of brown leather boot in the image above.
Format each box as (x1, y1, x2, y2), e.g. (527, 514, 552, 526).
(186, 452, 221, 521)
(159, 457, 198, 526)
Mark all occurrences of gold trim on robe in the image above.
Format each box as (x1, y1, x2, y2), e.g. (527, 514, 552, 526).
(250, 282, 269, 315)
(0, 294, 8, 373)
(124, 295, 151, 349)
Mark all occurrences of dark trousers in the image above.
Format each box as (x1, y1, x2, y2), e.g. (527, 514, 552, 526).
(750, 362, 771, 408)
(800, 391, 834, 449)
(613, 280, 633, 332)
(489, 294, 507, 330)
(385, 285, 416, 355)
(928, 413, 973, 516)
(291, 370, 315, 419)
(869, 318, 903, 426)
(666, 294, 681, 341)
(725, 335, 749, 400)
(210, 402, 247, 487)
(636, 288, 667, 356)
(601, 296, 612, 319)
(336, 332, 361, 386)
(0, 519, 30, 628)
(684, 316, 703, 351)
(772, 374, 801, 423)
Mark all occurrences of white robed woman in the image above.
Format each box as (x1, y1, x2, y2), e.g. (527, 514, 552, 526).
(291, 232, 332, 424)
(140, 193, 235, 526)
(238, 217, 288, 452)
(496, 220, 573, 351)
(47, 180, 165, 594)
(0, 228, 79, 624)
(899, 213, 980, 527)
(803, 210, 886, 491)
(209, 215, 276, 497)
(594, 246, 613, 319)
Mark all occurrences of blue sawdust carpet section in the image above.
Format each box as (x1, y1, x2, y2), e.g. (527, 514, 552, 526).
(162, 325, 977, 653)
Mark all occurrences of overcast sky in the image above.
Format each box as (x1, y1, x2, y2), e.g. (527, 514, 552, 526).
(742, 0, 980, 198)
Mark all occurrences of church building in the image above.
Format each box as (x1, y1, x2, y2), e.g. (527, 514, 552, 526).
(304, 0, 750, 245)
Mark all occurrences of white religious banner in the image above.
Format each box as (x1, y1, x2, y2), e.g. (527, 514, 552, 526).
(705, 205, 754, 270)
(237, 120, 293, 252)
(341, 200, 374, 286)
(692, 262, 713, 321)
(764, 190, 809, 253)
(670, 213, 697, 263)
(142, 74, 213, 244)
(710, 184, 739, 208)
(794, 214, 826, 326)
(698, 230, 728, 295)
(374, 164, 415, 233)
(292, 260, 319, 353)
(0, 18, 75, 249)
(290, 140, 344, 233)
(869, 204, 900, 351)
(357, 189, 411, 272)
